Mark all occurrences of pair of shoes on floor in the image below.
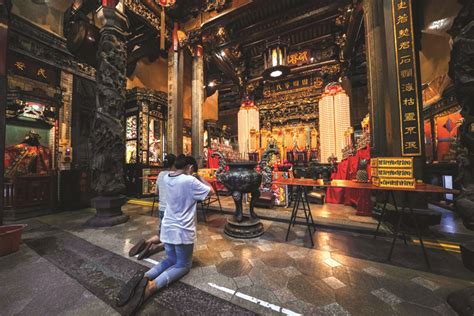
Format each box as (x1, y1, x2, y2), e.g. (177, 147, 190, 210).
(129, 238, 165, 260)
(129, 239, 147, 257)
(138, 243, 165, 260)
(116, 272, 148, 315)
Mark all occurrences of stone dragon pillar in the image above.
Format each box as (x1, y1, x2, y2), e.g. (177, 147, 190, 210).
(450, 0, 474, 230)
(87, 5, 129, 227)
(446, 3, 474, 313)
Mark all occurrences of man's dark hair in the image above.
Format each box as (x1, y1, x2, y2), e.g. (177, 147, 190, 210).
(174, 154, 187, 170)
(185, 156, 198, 173)
(163, 153, 176, 169)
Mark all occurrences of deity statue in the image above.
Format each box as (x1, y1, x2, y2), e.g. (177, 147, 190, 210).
(4, 130, 51, 178)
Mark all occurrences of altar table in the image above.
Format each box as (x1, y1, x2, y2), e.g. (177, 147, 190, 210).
(273, 178, 459, 267)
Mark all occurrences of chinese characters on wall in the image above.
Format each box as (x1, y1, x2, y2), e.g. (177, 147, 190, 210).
(8, 52, 59, 86)
(287, 49, 311, 66)
(392, 0, 422, 156)
(263, 75, 323, 97)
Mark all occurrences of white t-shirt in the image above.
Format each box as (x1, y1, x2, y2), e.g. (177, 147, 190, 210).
(157, 170, 170, 213)
(160, 174, 211, 245)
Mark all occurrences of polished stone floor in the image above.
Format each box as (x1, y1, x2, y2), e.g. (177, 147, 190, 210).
(129, 195, 386, 234)
(1, 204, 473, 315)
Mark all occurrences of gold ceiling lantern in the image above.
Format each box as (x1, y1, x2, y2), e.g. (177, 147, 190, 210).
(262, 38, 290, 81)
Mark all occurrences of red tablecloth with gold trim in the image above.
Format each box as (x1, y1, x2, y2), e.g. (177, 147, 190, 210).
(325, 145, 373, 216)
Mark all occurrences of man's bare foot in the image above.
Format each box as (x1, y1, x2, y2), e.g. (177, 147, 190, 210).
(146, 235, 160, 244)
(143, 280, 158, 301)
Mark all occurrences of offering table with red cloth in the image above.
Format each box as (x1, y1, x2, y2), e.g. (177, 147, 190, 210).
(326, 145, 372, 216)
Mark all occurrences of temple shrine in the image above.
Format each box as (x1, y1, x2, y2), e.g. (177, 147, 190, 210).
(1, 0, 474, 314)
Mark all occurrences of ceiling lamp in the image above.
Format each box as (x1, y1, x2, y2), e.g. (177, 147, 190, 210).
(262, 38, 290, 81)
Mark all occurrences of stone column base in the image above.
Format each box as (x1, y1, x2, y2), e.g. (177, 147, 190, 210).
(86, 195, 129, 227)
(224, 216, 264, 239)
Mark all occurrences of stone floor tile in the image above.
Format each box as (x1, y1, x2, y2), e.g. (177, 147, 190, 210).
(323, 276, 346, 290)
(249, 266, 288, 291)
(393, 301, 442, 315)
(260, 252, 295, 269)
(281, 266, 302, 278)
(193, 248, 221, 266)
(257, 244, 273, 252)
(287, 250, 306, 259)
(187, 267, 203, 278)
(312, 302, 350, 316)
(321, 245, 332, 251)
(411, 276, 440, 291)
(233, 275, 253, 288)
(217, 259, 253, 278)
(294, 230, 306, 238)
(433, 303, 457, 316)
(324, 258, 342, 268)
(211, 234, 223, 240)
(294, 257, 333, 279)
(287, 275, 335, 306)
(378, 276, 434, 303)
(346, 270, 380, 292)
(201, 265, 218, 276)
(283, 299, 315, 315)
(273, 287, 297, 303)
(248, 258, 265, 267)
(371, 288, 402, 306)
(335, 286, 395, 315)
(362, 266, 386, 278)
(220, 251, 234, 259)
(195, 244, 208, 251)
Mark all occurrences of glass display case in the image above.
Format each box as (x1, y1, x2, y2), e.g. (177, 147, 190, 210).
(125, 88, 167, 197)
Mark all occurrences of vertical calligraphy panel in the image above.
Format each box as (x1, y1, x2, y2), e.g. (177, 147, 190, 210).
(392, 0, 422, 156)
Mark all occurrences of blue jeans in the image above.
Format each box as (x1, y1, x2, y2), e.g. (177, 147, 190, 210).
(144, 243, 193, 290)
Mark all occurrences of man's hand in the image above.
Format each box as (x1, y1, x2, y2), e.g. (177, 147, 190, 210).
(195, 174, 215, 195)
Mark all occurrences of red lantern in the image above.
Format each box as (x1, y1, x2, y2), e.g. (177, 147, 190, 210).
(158, 0, 175, 6)
(102, 0, 117, 7)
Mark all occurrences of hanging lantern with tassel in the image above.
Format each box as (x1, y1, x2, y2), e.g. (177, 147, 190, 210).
(262, 38, 290, 81)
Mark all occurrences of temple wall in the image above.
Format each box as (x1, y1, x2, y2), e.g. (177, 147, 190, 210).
(203, 92, 218, 121)
(419, 0, 461, 85)
(11, 0, 67, 36)
(127, 57, 168, 93)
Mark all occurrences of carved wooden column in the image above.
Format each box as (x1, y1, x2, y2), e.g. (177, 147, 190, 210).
(191, 44, 205, 165)
(0, 0, 10, 225)
(362, 0, 387, 156)
(167, 23, 184, 155)
(363, 0, 426, 208)
(87, 5, 129, 227)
